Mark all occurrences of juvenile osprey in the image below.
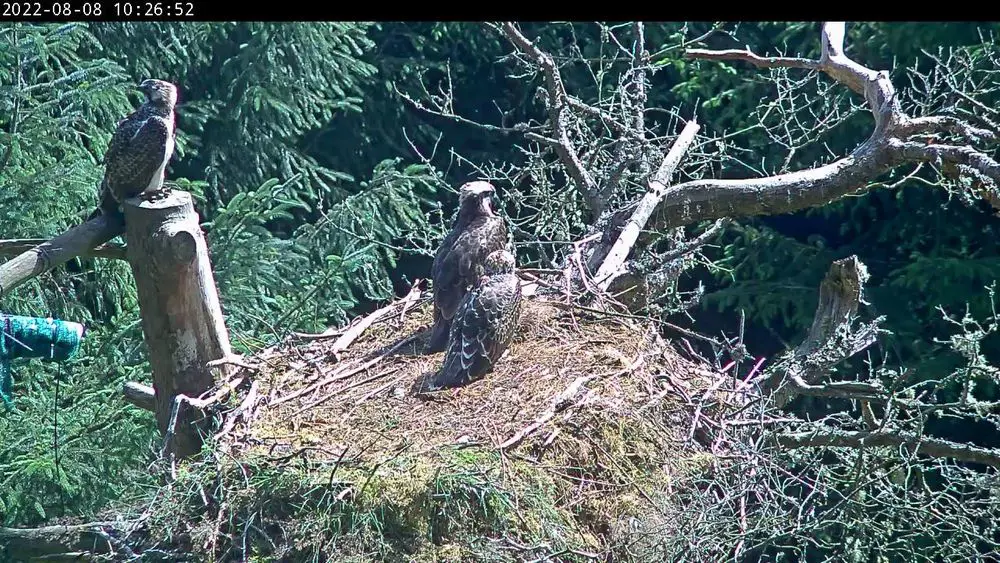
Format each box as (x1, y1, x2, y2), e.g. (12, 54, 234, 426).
(427, 249, 523, 389)
(425, 181, 508, 353)
(90, 79, 178, 219)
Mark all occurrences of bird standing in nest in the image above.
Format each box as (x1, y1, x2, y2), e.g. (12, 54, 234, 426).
(425, 181, 509, 353)
(426, 249, 523, 390)
(89, 79, 178, 221)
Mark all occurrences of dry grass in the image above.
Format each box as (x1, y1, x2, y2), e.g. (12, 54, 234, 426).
(241, 294, 711, 467)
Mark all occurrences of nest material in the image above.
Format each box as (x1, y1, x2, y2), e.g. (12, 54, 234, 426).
(239, 291, 713, 469)
(155, 291, 725, 560)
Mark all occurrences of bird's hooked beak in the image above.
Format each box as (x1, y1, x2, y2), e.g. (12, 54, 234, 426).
(479, 194, 495, 217)
(137, 81, 153, 100)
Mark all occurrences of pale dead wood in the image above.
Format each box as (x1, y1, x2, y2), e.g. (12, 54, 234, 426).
(0, 214, 124, 298)
(291, 325, 348, 340)
(328, 284, 421, 359)
(270, 334, 419, 408)
(157, 376, 247, 480)
(123, 381, 155, 411)
(292, 366, 401, 417)
(207, 354, 259, 371)
(773, 429, 1000, 467)
(215, 380, 262, 455)
(738, 253, 1000, 470)
(497, 21, 603, 216)
(499, 356, 645, 450)
(592, 119, 701, 292)
(0, 238, 127, 260)
(292, 283, 422, 348)
(498, 375, 590, 450)
(124, 190, 233, 459)
(641, 22, 1000, 231)
(761, 255, 883, 408)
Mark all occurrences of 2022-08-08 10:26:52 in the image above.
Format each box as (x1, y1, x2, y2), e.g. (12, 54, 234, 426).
(0, 1, 196, 17)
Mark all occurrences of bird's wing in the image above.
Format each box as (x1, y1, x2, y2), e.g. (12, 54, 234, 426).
(432, 228, 483, 317)
(102, 116, 172, 197)
(432, 216, 509, 317)
(452, 274, 522, 373)
(101, 113, 141, 166)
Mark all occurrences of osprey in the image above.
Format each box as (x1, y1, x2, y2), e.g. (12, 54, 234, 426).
(425, 181, 509, 353)
(90, 79, 178, 219)
(427, 250, 523, 389)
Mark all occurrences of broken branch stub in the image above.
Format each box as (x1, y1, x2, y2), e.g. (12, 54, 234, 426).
(123, 190, 234, 458)
(762, 255, 883, 408)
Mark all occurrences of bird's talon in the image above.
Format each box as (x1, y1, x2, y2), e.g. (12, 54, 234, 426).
(141, 187, 172, 203)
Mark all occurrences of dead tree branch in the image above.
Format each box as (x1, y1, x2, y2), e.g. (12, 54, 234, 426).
(591, 119, 701, 292)
(123, 381, 155, 411)
(497, 22, 603, 215)
(773, 428, 1000, 468)
(643, 22, 1000, 231)
(761, 255, 884, 408)
(0, 238, 126, 260)
(746, 254, 1000, 470)
(0, 214, 124, 298)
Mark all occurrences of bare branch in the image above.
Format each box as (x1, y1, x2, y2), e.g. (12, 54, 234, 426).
(899, 116, 1000, 145)
(592, 119, 701, 291)
(396, 86, 547, 137)
(123, 381, 155, 412)
(647, 22, 1000, 230)
(498, 22, 603, 214)
(785, 374, 884, 401)
(631, 21, 648, 138)
(652, 139, 899, 230)
(761, 256, 884, 407)
(0, 238, 126, 260)
(893, 140, 1000, 184)
(0, 214, 125, 298)
(652, 24, 906, 229)
(774, 428, 1000, 468)
(684, 48, 821, 72)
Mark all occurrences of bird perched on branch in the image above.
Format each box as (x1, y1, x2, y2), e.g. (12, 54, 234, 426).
(426, 249, 523, 389)
(425, 181, 509, 353)
(88, 79, 178, 220)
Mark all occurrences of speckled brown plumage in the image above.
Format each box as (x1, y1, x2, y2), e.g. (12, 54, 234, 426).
(427, 250, 522, 389)
(425, 181, 509, 353)
(90, 79, 178, 220)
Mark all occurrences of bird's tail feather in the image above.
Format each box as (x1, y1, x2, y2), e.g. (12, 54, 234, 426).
(429, 351, 466, 389)
(87, 180, 121, 222)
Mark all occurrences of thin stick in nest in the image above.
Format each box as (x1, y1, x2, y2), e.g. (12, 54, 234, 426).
(499, 355, 646, 451)
(270, 334, 417, 407)
(330, 285, 422, 360)
(286, 367, 402, 420)
(289, 284, 422, 353)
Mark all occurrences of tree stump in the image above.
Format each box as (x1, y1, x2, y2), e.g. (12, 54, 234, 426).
(123, 190, 232, 458)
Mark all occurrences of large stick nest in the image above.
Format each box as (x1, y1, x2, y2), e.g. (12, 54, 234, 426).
(237, 290, 714, 467)
(198, 289, 722, 559)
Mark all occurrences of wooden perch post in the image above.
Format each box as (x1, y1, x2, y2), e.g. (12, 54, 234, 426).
(123, 190, 233, 458)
